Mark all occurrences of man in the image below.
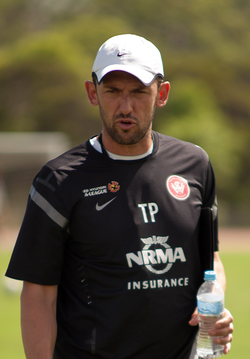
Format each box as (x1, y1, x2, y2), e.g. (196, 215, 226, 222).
(6, 34, 233, 359)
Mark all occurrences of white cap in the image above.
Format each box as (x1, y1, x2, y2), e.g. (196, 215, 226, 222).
(92, 34, 164, 86)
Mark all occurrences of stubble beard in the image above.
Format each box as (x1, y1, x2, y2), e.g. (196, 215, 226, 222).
(99, 105, 156, 146)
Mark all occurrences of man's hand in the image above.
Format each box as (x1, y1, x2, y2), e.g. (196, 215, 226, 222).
(189, 308, 234, 355)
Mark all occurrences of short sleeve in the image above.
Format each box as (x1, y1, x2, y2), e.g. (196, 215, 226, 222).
(5, 166, 69, 285)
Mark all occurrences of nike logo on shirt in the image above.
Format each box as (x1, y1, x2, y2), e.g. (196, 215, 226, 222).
(95, 197, 117, 211)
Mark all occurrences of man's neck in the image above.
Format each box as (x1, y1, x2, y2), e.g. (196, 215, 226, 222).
(89, 136, 154, 160)
(101, 130, 153, 157)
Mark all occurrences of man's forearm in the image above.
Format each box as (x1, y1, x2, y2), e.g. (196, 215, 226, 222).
(21, 282, 58, 359)
(214, 251, 226, 292)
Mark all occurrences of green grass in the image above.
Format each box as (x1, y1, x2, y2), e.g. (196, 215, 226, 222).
(0, 251, 25, 359)
(0, 251, 249, 358)
(219, 252, 250, 359)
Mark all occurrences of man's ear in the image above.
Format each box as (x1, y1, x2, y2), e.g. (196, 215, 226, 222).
(156, 82, 170, 108)
(85, 81, 99, 106)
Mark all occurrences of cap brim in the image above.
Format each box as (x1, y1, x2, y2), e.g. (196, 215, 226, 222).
(94, 64, 161, 86)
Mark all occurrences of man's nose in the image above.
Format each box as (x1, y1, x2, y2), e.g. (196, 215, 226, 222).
(119, 95, 133, 115)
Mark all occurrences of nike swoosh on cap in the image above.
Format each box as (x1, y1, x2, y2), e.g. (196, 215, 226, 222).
(117, 52, 131, 57)
(96, 197, 117, 211)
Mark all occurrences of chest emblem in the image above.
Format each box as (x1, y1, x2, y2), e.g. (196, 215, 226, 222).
(166, 175, 190, 200)
(126, 235, 186, 275)
(108, 181, 120, 193)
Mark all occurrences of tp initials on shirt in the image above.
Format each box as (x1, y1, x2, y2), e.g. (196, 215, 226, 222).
(138, 203, 158, 223)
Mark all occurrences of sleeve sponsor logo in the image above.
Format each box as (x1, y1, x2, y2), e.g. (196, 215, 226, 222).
(166, 175, 190, 200)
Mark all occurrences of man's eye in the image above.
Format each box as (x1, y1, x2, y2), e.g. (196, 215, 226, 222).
(135, 90, 146, 94)
(107, 89, 118, 93)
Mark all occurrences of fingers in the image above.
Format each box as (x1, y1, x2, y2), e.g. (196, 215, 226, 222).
(209, 308, 234, 335)
(188, 307, 234, 356)
(213, 331, 233, 356)
(215, 308, 234, 328)
(209, 320, 234, 337)
(189, 308, 198, 326)
(213, 329, 233, 345)
(189, 316, 198, 326)
(209, 308, 234, 355)
(223, 342, 232, 355)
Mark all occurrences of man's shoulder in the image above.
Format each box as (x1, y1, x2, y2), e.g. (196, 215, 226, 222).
(155, 131, 208, 158)
(44, 138, 96, 171)
(33, 138, 101, 187)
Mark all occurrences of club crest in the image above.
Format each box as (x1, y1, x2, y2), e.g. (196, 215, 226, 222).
(166, 175, 190, 200)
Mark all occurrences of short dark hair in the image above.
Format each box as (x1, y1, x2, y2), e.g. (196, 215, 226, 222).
(156, 75, 164, 89)
(92, 73, 98, 87)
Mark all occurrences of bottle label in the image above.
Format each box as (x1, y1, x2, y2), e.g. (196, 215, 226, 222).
(197, 300, 222, 315)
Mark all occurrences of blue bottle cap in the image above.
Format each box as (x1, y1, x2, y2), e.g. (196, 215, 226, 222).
(204, 270, 216, 281)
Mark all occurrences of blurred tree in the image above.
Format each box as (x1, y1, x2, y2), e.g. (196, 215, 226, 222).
(0, 0, 31, 45)
(0, 32, 100, 144)
(0, 15, 134, 144)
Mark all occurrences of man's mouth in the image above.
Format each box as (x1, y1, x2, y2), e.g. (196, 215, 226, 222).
(117, 118, 136, 130)
(116, 117, 136, 130)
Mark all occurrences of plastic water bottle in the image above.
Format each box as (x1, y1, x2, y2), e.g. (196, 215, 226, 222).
(196, 270, 224, 358)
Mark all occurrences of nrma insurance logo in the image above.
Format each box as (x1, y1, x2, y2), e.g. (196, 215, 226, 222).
(126, 235, 186, 274)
